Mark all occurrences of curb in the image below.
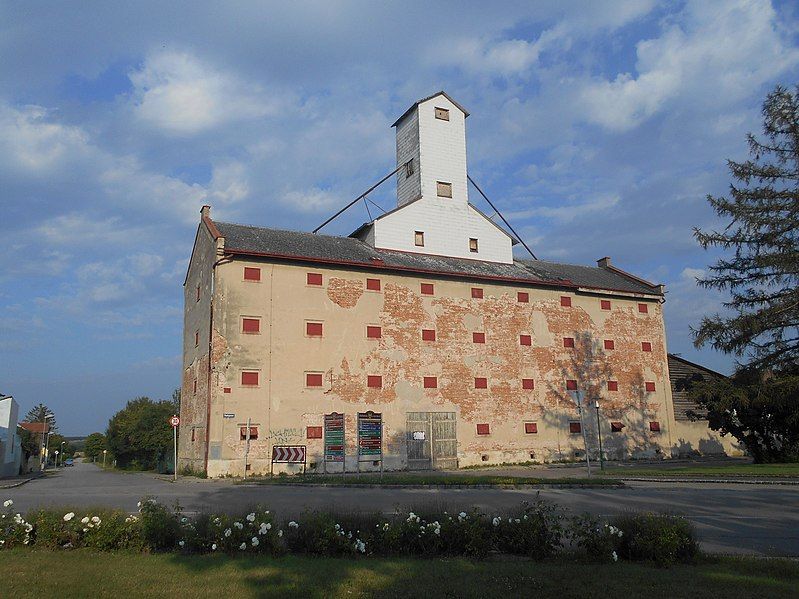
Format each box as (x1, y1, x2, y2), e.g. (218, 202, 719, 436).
(0, 473, 44, 490)
(239, 482, 627, 490)
(620, 477, 799, 486)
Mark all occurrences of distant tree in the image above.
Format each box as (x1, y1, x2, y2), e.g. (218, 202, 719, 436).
(47, 434, 75, 461)
(106, 397, 175, 470)
(17, 427, 38, 461)
(83, 432, 107, 460)
(24, 403, 58, 432)
(693, 84, 799, 372)
(171, 388, 181, 413)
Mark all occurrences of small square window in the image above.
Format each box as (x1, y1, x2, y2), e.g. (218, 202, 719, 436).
(306, 373, 323, 387)
(307, 426, 323, 439)
(474, 377, 488, 389)
(472, 332, 485, 344)
(525, 422, 538, 434)
(469, 238, 479, 253)
(566, 379, 578, 391)
(520, 334, 532, 346)
(306, 322, 323, 337)
(367, 375, 383, 389)
(307, 272, 323, 286)
(240, 426, 258, 441)
(415, 231, 425, 247)
(423, 376, 438, 389)
(522, 378, 534, 390)
(569, 422, 582, 434)
(641, 342, 652, 352)
(435, 107, 450, 121)
(649, 421, 661, 432)
(518, 291, 529, 303)
(436, 181, 452, 198)
(601, 299, 611, 310)
(242, 318, 260, 334)
(194, 330, 199, 346)
(604, 339, 615, 350)
(638, 303, 649, 314)
(244, 267, 261, 282)
(471, 287, 483, 299)
(366, 325, 382, 339)
(563, 337, 575, 348)
(645, 381, 656, 393)
(241, 371, 259, 386)
(476, 423, 490, 435)
(366, 278, 381, 291)
(422, 329, 436, 342)
(420, 283, 434, 295)
(607, 380, 619, 392)
(404, 159, 414, 178)
(560, 296, 571, 307)
(611, 422, 624, 433)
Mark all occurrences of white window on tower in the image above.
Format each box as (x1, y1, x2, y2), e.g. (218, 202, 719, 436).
(469, 238, 479, 253)
(436, 181, 452, 198)
(414, 231, 425, 247)
(434, 107, 450, 121)
(404, 159, 414, 178)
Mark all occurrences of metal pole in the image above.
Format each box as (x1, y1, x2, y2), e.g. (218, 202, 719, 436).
(576, 392, 591, 477)
(103, 450, 107, 468)
(244, 417, 250, 480)
(173, 424, 178, 482)
(595, 401, 605, 472)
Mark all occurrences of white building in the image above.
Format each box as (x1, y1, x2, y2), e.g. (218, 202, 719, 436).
(0, 394, 22, 478)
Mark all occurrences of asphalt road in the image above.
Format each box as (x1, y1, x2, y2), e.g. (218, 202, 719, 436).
(4, 461, 798, 556)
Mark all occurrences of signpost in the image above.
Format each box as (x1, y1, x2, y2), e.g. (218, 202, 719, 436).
(357, 411, 383, 473)
(323, 412, 345, 473)
(573, 392, 591, 477)
(169, 415, 180, 482)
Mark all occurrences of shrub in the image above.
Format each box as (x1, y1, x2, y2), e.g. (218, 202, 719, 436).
(139, 498, 180, 552)
(570, 514, 623, 562)
(0, 500, 33, 549)
(283, 512, 362, 556)
(493, 501, 566, 559)
(611, 513, 700, 565)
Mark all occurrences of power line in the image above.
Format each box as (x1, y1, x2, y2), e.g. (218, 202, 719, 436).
(468, 175, 537, 260)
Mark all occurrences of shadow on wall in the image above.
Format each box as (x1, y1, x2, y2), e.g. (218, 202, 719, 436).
(544, 332, 663, 462)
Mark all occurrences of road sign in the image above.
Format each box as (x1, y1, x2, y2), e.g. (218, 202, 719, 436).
(357, 411, 383, 472)
(169, 415, 180, 427)
(272, 445, 307, 463)
(324, 412, 345, 464)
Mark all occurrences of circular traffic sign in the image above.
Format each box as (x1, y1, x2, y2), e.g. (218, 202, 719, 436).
(169, 415, 180, 427)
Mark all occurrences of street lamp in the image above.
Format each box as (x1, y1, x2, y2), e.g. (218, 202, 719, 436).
(60, 441, 66, 467)
(54, 450, 59, 468)
(40, 413, 54, 471)
(594, 398, 605, 472)
(102, 449, 108, 468)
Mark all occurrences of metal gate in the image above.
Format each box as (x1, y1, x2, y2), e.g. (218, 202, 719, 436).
(406, 412, 457, 470)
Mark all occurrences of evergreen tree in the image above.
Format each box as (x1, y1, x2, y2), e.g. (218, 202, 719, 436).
(693, 84, 799, 372)
(23, 403, 58, 432)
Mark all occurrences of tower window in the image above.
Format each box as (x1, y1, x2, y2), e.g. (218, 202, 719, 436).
(404, 159, 414, 178)
(415, 231, 425, 247)
(436, 181, 452, 198)
(435, 107, 450, 121)
(469, 238, 478, 253)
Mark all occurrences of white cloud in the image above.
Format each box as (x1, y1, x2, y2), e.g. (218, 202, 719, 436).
(281, 187, 340, 214)
(130, 50, 281, 135)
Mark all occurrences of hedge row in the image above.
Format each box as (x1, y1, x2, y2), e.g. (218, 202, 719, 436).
(1, 497, 700, 566)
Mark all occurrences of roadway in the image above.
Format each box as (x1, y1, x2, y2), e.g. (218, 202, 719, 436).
(4, 461, 798, 556)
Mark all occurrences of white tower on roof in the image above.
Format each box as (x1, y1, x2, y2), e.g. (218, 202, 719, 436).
(351, 91, 516, 264)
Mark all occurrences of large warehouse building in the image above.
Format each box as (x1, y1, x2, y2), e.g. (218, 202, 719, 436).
(179, 92, 737, 477)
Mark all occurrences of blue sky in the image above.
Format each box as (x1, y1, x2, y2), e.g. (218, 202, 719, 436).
(1, 1, 798, 435)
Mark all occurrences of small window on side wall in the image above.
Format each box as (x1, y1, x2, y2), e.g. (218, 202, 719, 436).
(471, 287, 483, 299)
(525, 422, 538, 434)
(641, 342, 652, 352)
(645, 381, 656, 392)
(518, 291, 529, 303)
(560, 296, 571, 307)
(307, 426, 322, 439)
(601, 299, 611, 310)
(611, 422, 624, 433)
(305, 373, 323, 387)
(638, 303, 649, 314)
(307, 272, 323, 286)
(366, 325, 382, 339)
(436, 181, 452, 198)
(415, 231, 425, 247)
(569, 422, 582, 434)
(404, 159, 414, 178)
(244, 267, 261, 282)
(240, 426, 258, 440)
(476, 423, 490, 435)
(242, 318, 260, 334)
(435, 107, 450, 121)
(366, 278, 381, 291)
(469, 238, 478, 253)
(241, 371, 259, 386)
(649, 421, 661, 432)
(420, 283, 434, 295)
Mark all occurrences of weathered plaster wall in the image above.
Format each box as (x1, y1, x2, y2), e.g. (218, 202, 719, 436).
(203, 258, 674, 476)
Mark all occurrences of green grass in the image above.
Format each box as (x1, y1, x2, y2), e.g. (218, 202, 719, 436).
(1, 550, 797, 598)
(602, 463, 799, 478)
(245, 472, 623, 487)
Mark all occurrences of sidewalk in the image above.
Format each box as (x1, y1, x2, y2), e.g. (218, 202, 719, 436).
(0, 472, 44, 489)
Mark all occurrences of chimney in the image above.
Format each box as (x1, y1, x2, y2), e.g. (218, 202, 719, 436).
(200, 205, 211, 218)
(597, 257, 611, 269)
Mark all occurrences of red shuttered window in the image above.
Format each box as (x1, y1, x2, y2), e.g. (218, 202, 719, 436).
(649, 421, 661, 432)
(306, 426, 322, 439)
(420, 283, 434, 295)
(604, 339, 615, 350)
(522, 378, 534, 390)
(611, 422, 624, 432)
(473, 332, 485, 344)
(423, 376, 438, 389)
(560, 296, 572, 307)
(518, 292, 529, 303)
(471, 287, 483, 299)
(563, 337, 575, 348)
(566, 379, 578, 391)
(607, 380, 619, 392)
(641, 342, 652, 352)
(306, 322, 323, 337)
(367, 375, 383, 389)
(242, 318, 260, 334)
(241, 371, 259, 386)
(366, 325, 382, 339)
(422, 329, 436, 342)
(306, 373, 323, 387)
(476, 423, 490, 435)
(244, 267, 260, 282)
(307, 272, 323, 286)
(520, 334, 532, 346)
(638, 303, 649, 313)
(366, 278, 381, 291)
(569, 422, 582, 434)
(601, 299, 611, 310)
(525, 422, 538, 434)
(474, 377, 488, 389)
(645, 381, 656, 392)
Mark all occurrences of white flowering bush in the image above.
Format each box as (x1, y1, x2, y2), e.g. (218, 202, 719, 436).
(186, 508, 280, 555)
(0, 500, 33, 549)
(611, 513, 699, 565)
(570, 514, 624, 563)
(493, 501, 566, 559)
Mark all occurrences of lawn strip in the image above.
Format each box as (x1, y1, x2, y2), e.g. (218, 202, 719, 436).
(242, 473, 623, 487)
